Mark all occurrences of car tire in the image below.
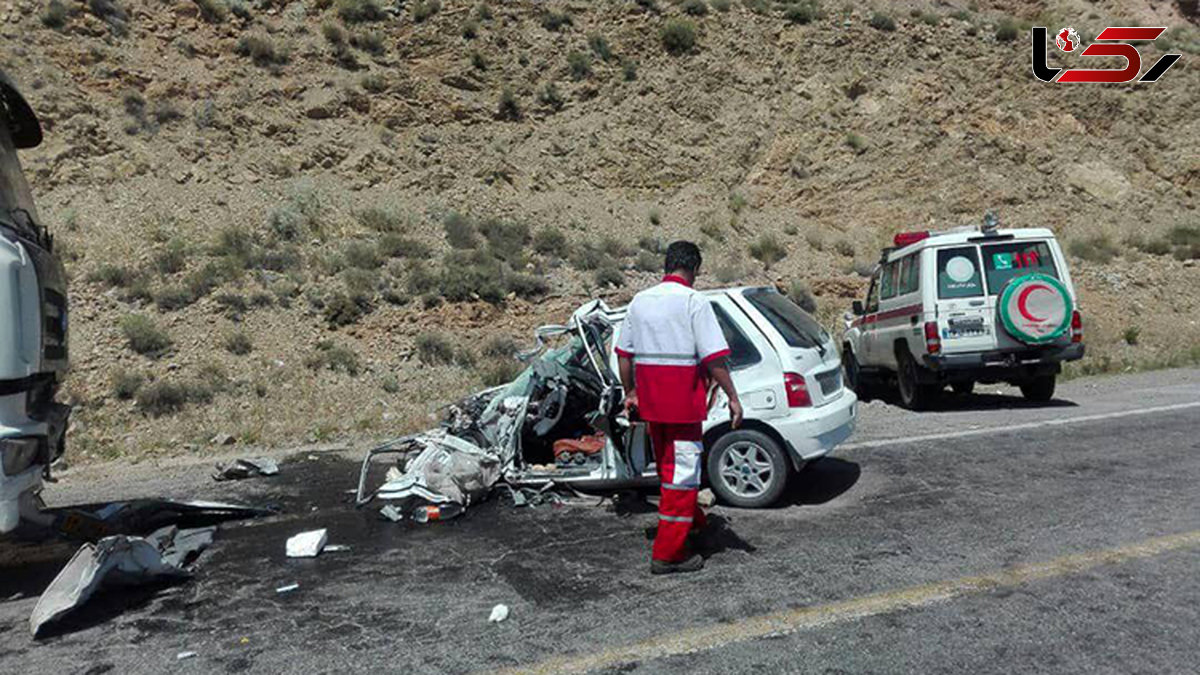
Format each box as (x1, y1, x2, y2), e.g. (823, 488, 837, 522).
(706, 430, 790, 508)
(1020, 375, 1056, 402)
(897, 350, 937, 411)
(951, 381, 975, 396)
(843, 346, 868, 399)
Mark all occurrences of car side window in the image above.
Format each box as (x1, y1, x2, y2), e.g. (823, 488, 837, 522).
(897, 254, 919, 295)
(937, 246, 984, 298)
(865, 272, 880, 313)
(712, 304, 762, 370)
(880, 261, 897, 300)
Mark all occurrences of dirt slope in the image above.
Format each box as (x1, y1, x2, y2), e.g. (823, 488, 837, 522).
(1, 0, 1198, 461)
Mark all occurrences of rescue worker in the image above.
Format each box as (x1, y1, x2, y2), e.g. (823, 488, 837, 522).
(616, 241, 743, 575)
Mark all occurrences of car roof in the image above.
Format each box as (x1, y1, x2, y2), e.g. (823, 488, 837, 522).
(886, 227, 1058, 261)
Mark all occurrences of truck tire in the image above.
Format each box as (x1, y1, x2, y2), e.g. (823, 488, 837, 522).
(897, 350, 938, 411)
(1019, 375, 1056, 402)
(706, 430, 790, 508)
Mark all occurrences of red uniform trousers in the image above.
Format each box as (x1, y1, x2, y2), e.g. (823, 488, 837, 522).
(648, 421, 707, 563)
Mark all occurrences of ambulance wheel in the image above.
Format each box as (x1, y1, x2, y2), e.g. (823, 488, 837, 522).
(707, 430, 790, 508)
(951, 381, 975, 396)
(1020, 375, 1056, 402)
(897, 350, 937, 411)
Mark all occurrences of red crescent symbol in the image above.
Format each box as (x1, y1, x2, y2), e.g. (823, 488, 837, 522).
(1017, 284, 1052, 322)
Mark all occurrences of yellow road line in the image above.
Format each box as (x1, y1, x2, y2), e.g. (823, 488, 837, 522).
(495, 530, 1200, 675)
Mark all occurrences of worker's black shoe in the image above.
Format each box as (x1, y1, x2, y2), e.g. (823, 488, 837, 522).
(650, 554, 705, 575)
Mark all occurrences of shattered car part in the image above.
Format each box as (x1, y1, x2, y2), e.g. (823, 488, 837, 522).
(285, 529, 327, 558)
(46, 498, 273, 542)
(275, 583, 300, 594)
(30, 526, 214, 637)
(488, 604, 510, 623)
(212, 457, 279, 481)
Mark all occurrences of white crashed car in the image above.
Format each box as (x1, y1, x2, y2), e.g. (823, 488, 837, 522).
(357, 287, 857, 510)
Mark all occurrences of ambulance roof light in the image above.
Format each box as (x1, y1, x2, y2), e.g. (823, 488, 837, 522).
(893, 231, 930, 248)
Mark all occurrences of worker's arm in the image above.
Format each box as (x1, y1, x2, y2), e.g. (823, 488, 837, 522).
(618, 354, 638, 417)
(705, 358, 743, 428)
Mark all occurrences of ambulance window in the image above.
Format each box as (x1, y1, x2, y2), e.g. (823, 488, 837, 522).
(936, 247, 984, 298)
(897, 255, 920, 295)
(865, 273, 880, 313)
(711, 303, 761, 370)
(879, 261, 898, 300)
(981, 241, 1058, 296)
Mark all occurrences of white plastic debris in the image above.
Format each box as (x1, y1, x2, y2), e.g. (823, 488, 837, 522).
(285, 529, 328, 558)
(379, 504, 404, 522)
(275, 583, 300, 594)
(488, 604, 510, 623)
(697, 488, 716, 508)
(324, 544, 351, 553)
(176, 651, 197, 660)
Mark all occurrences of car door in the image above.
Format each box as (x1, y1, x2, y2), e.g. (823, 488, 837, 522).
(932, 245, 993, 355)
(707, 294, 784, 424)
(861, 270, 881, 365)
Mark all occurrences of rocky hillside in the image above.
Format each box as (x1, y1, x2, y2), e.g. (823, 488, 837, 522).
(2, 0, 1198, 462)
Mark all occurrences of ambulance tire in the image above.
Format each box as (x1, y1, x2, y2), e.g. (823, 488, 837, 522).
(707, 430, 790, 509)
(843, 346, 872, 400)
(896, 350, 938, 411)
(1019, 375, 1056, 402)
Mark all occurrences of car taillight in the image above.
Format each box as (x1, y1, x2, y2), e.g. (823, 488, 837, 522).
(1071, 310, 1082, 343)
(783, 373, 812, 408)
(924, 321, 941, 354)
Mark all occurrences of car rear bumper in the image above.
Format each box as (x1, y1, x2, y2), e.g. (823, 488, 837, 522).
(773, 390, 858, 465)
(924, 343, 1085, 372)
(0, 462, 42, 533)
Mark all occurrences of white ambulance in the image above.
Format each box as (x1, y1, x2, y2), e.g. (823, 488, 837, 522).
(841, 218, 1084, 410)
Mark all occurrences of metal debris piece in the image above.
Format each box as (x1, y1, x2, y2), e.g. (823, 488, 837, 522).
(697, 488, 716, 508)
(30, 526, 215, 637)
(176, 651, 197, 660)
(378, 504, 404, 522)
(47, 499, 273, 542)
(488, 604, 510, 623)
(286, 529, 328, 558)
(275, 583, 300, 594)
(324, 544, 351, 553)
(212, 457, 280, 482)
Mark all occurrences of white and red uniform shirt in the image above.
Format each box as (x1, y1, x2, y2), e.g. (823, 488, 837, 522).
(615, 275, 731, 424)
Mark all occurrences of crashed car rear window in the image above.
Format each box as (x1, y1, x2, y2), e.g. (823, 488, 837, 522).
(741, 289, 825, 349)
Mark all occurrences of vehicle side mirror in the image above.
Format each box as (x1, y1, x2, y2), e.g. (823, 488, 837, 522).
(852, 300, 864, 315)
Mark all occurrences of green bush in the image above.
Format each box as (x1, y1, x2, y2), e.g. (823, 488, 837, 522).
(351, 31, 386, 55)
(322, 22, 347, 46)
(344, 240, 383, 269)
(788, 280, 818, 313)
(749, 235, 787, 269)
(416, 332, 456, 365)
(380, 372, 401, 393)
(834, 238, 855, 257)
(995, 18, 1019, 42)
(481, 360, 523, 387)
(378, 234, 431, 259)
(212, 225, 255, 262)
(214, 292, 249, 319)
(783, 1, 821, 24)
(443, 212, 477, 248)
(475, 2, 492, 20)
(661, 19, 697, 54)
(539, 82, 565, 111)
(919, 11, 941, 26)
(541, 10, 572, 31)
(588, 33, 613, 61)
(729, 192, 747, 214)
(1122, 326, 1140, 346)
(714, 259, 745, 283)
(845, 132, 867, 153)
(1167, 225, 1200, 247)
(461, 18, 479, 39)
(224, 331, 253, 355)
(479, 218, 530, 261)
(1068, 235, 1120, 264)
(621, 58, 638, 81)
(304, 340, 361, 375)
(498, 87, 521, 121)
(228, 0, 250, 19)
(111, 368, 145, 400)
(470, 49, 488, 70)
(483, 335, 519, 359)
(356, 206, 403, 233)
(594, 265, 624, 288)
(235, 35, 289, 67)
(711, 0, 730, 10)
(324, 290, 369, 326)
(154, 238, 188, 275)
(682, 0, 707, 16)
(533, 227, 568, 254)
(195, 0, 227, 23)
(89, 264, 136, 288)
(121, 315, 172, 357)
(412, 0, 440, 22)
(154, 286, 198, 311)
(567, 51, 592, 80)
(635, 250, 661, 272)
(337, 0, 385, 23)
(868, 12, 896, 31)
(135, 381, 192, 417)
(440, 250, 506, 303)
(41, 0, 68, 28)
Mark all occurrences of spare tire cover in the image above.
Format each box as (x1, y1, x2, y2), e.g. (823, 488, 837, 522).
(998, 273, 1073, 344)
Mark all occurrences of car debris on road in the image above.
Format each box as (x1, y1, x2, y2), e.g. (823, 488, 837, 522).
(285, 529, 328, 558)
(41, 499, 273, 542)
(212, 457, 280, 482)
(30, 526, 215, 637)
(488, 604, 510, 623)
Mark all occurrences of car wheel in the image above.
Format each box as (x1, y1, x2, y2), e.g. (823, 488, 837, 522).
(897, 350, 937, 411)
(951, 380, 975, 395)
(706, 430, 790, 508)
(1019, 375, 1056, 402)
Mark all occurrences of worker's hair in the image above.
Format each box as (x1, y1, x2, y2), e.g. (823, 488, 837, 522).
(663, 240, 702, 276)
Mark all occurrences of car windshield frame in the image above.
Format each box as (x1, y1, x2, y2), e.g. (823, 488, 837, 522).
(741, 288, 827, 350)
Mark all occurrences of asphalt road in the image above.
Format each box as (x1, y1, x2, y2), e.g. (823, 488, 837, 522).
(2, 368, 1199, 674)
